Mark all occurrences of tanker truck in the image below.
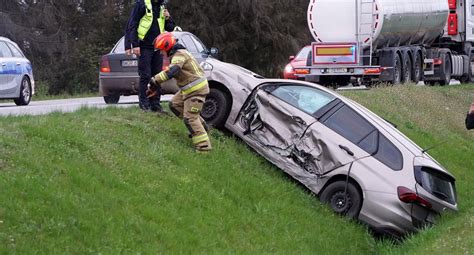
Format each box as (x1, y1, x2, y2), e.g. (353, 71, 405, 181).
(301, 0, 474, 86)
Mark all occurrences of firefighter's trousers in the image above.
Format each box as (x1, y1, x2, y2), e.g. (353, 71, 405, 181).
(169, 86, 212, 151)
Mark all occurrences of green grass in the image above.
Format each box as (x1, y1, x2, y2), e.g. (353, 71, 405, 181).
(0, 84, 473, 254)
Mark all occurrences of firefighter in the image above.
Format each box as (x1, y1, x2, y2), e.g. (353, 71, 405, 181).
(125, 0, 175, 112)
(148, 32, 212, 152)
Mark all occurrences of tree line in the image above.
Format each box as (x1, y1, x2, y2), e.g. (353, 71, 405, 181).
(0, 0, 311, 95)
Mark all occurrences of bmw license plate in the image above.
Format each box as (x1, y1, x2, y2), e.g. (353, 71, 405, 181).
(122, 60, 138, 67)
(327, 68, 348, 73)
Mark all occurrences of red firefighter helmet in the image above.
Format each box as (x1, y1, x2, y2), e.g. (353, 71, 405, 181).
(154, 32, 176, 52)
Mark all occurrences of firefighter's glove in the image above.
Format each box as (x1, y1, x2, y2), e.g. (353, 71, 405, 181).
(146, 77, 160, 98)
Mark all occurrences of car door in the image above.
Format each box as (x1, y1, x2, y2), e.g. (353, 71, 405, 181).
(239, 83, 364, 175)
(0, 41, 15, 96)
(6, 42, 27, 89)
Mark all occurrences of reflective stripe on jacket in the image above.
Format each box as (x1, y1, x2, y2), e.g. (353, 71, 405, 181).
(155, 49, 208, 95)
(138, 0, 166, 40)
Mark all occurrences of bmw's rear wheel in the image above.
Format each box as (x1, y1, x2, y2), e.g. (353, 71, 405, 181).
(201, 88, 230, 128)
(103, 95, 120, 104)
(320, 180, 362, 219)
(14, 77, 32, 106)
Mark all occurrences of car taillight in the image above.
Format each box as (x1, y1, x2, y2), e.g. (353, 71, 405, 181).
(295, 68, 310, 75)
(100, 56, 110, 73)
(284, 64, 294, 74)
(397, 186, 432, 209)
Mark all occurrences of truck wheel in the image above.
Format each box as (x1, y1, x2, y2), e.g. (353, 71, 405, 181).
(402, 56, 412, 84)
(391, 53, 402, 85)
(103, 95, 120, 104)
(460, 53, 474, 84)
(439, 53, 452, 86)
(412, 53, 423, 84)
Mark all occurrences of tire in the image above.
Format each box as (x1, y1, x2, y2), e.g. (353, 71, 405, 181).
(201, 88, 230, 128)
(391, 53, 402, 85)
(460, 52, 474, 84)
(103, 95, 120, 104)
(402, 55, 412, 84)
(14, 76, 32, 106)
(320, 180, 362, 219)
(412, 53, 422, 84)
(439, 53, 452, 86)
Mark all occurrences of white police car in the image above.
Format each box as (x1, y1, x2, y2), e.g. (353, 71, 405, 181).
(0, 37, 34, 105)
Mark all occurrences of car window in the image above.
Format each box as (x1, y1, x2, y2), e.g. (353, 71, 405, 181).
(0, 41, 13, 58)
(190, 35, 207, 54)
(322, 105, 376, 144)
(113, 37, 125, 53)
(180, 35, 198, 53)
(296, 47, 311, 60)
(415, 166, 456, 205)
(322, 105, 403, 170)
(7, 42, 25, 58)
(373, 133, 403, 170)
(270, 85, 336, 114)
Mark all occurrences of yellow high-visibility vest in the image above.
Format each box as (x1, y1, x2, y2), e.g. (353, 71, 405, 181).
(137, 0, 166, 40)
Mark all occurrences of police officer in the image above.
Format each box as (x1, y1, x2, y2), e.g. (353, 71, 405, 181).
(148, 32, 212, 152)
(125, 0, 175, 112)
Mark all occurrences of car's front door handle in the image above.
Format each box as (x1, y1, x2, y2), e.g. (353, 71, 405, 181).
(1, 63, 6, 66)
(339, 145, 354, 156)
(16, 63, 21, 65)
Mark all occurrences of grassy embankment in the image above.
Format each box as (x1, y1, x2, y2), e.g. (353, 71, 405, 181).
(0, 84, 472, 254)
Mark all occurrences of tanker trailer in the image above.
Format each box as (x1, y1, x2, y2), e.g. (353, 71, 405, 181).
(302, 0, 474, 86)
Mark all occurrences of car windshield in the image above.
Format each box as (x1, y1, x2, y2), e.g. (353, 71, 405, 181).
(415, 166, 456, 205)
(295, 46, 311, 60)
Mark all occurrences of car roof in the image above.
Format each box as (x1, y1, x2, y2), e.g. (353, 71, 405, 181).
(0, 36, 14, 43)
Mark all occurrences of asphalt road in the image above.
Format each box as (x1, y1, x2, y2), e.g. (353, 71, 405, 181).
(0, 95, 172, 117)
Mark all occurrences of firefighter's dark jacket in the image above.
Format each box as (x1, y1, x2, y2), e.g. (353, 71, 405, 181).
(125, 0, 175, 50)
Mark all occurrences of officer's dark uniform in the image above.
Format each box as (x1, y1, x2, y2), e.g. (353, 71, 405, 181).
(125, 0, 175, 111)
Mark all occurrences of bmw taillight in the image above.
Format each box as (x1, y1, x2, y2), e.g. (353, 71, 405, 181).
(397, 186, 432, 209)
(100, 55, 111, 73)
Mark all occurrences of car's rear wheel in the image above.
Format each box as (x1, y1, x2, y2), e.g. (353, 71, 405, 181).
(320, 180, 362, 219)
(103, 95, 120, 104)
(201, 88, 230, 128)
(14, 77, 32, 106)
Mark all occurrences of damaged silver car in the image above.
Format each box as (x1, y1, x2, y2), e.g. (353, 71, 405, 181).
(201, 58, 457, 237)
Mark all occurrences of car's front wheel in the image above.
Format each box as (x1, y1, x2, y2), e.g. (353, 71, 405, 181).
(14, 76, 32, 106)
(201, 88, 230, 128)
(320, 180, 362, 219)
(103, 95, 120, 104)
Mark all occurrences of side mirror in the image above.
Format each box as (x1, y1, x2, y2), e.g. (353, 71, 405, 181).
(209, 47, 219, 57)
(289, 56, 295, 61)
